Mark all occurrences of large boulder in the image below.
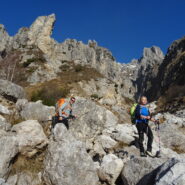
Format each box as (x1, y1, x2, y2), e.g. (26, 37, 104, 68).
(0, 80, 25, 101)
(11, 120, 48, 157)
(121, 157, 166, 185)
(98, 154, 124, 185)
(109, 124, 137, 145)
(16, 100, 55, 122)
(43, 124, 99, 185)
(0, 134, 18, 178)
(154, 158, 185, 185)
(70, 97, 118, 142)
(138, 158, 185, 185)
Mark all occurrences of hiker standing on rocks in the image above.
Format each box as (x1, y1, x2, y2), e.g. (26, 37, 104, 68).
(135, 96, 156, 157)
(54, 96, 76, 129)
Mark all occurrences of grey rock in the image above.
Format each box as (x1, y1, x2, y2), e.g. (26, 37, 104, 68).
(98, 135, 117, 150)
(0, 80, 25, 101)
(11, 120, 48, 157)
(15, 99, 28, 112)
(159, 122, 185, 153)
(70, 97, 118, 142)
(0, 115, 11, 131)
(155, 158, 185, 185)
(0, 104, 10, 115)
(0, 178, 9, 185)
(142, 36, 185, 104)
(43, 124, 99, 185)
(110, 124, 137, 145)
(164, 112, 185, 127)
(0, 24, 11, 55)
(121, 157, 166, 185)
(138, 158, 185, 185)
(19, 100, 55, 122)
(134, 46, 164, 100)
(0, 134, 18, 178)
(98, 154, 124, 185)
(7, 172, 42, 185)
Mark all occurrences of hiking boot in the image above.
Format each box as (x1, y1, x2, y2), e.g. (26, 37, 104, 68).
(140, 152, 147, 157)
(146, 151, 155, 157)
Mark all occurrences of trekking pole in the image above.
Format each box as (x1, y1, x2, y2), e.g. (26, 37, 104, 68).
(155, 120, 161, 158)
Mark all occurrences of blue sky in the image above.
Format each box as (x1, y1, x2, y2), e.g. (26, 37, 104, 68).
(0, 0, 185, 63)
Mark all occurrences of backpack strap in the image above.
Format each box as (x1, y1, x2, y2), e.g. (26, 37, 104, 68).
(135, 104, 141, 120)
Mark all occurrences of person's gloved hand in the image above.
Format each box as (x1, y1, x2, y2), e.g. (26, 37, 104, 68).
(151, 117, 156, 122)
(70, 115, 77, 120)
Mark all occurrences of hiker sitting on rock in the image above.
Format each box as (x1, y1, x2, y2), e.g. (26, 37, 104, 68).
(54, 96, 76, 129)
(135, 96, 156, 157)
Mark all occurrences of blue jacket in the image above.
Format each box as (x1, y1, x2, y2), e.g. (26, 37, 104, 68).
(135, 104, 150, 124)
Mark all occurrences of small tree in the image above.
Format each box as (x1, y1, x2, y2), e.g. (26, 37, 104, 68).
(0, 51, 21, 82)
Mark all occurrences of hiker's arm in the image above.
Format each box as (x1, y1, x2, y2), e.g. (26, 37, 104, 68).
(148, 110, 156, 122)
(69, 109, 77, 119)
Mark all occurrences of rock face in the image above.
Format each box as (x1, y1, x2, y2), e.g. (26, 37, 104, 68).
(11, 120, 48, 157)
(157, 37, 185, 96)
(27, 14, 56, 55)
(0, 14, 166, 101)
(43, 124, 99, 185)
(121, 46, 164, 100)
(11, 14, 56, 55)
(0, 24, 11, 55)
(134, 46, 164, 100)
(0, 80, 25, 101)
(140, 37, 185, 105)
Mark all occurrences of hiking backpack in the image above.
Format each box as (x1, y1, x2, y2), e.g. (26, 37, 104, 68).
(55, 98, 66, 116)
(52, 98, 66, 129)
(130, 103, 138, 124)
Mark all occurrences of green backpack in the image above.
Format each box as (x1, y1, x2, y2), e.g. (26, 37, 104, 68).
(130, 103, 138, 124)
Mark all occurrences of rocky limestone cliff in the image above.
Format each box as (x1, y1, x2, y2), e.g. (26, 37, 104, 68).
(0, 14, 168, 102)
(139, 37, 185, 112)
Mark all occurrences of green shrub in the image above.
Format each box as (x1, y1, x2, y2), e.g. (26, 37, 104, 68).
(60, 64, 70, 71)
(23, 58, 36, 67)
(74, 64, 83, 72)
(23, 57, 46, 68)
(31, 86, 70, 106)
(91, 94, 99, 99)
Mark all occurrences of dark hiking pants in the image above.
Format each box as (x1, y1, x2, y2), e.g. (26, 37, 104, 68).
(52, 116, 69, 130)
(136, 122, 153, 153)
(60, 118, 69, 129)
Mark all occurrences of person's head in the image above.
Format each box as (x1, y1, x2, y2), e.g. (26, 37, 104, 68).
(70, 96, 76, 105)
(139, 96, 148, 105)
